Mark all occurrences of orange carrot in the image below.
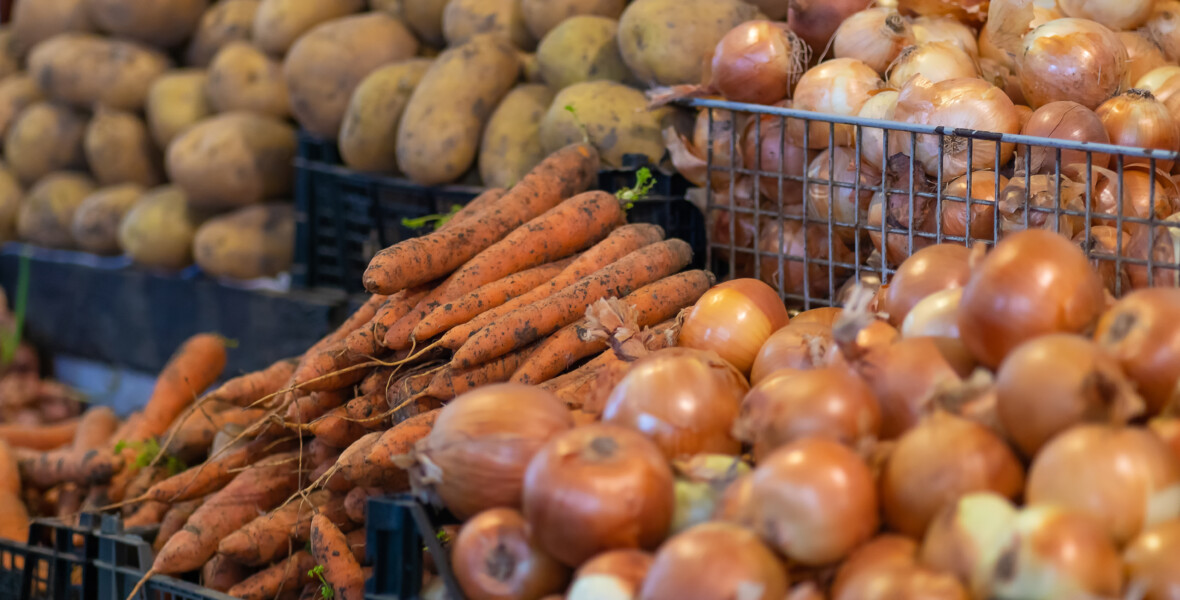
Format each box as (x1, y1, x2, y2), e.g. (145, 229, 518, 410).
(343, 487, 381, 524)
(541, 320, 678, 411)
(0, 491, 29, 542)
(154, 499, 201, 553)
(124, 500, 169, 529)
(363, 145, 599, 294)
(338, 409, 439, 488)
(146, 437, 298, 503)
(228, 550, 315, 600)
(411, 257, 574, 342)
(308, 406, 368, 449)
(202, 554, 251, 593)
(164, 403, 271, 461)
(0, 418, 79, 451)
(343, 391, 388, 430)
(310, 514, 364, 600)
(424, 345, 537, 400)
(287, 389, 349, 425)
(346, 287, 429, 358)
(218, 490, 332, 566)
(18, 406, 121, 489)
(453, 239, 694, 368)
(440, 223, 666, 350)
(203, 357, 298, 408)
(512, 270, 715, 384)
(0, 440, 19, 495)
(142, 333, 228, 437)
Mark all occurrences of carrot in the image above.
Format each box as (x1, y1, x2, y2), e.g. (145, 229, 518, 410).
(124, 500, 169, 529)
(512, 270, 715, 384)
(123, 466, 170, 510)
(441, 223, 666, 350)
(165, 403, 271, 461)
(339, 409, 439, 488)
(146, 437, 298, 503)
(541, 319, 679, 411)
(308, 406, 368, 449)
(18, 406, 121, 489)
(343, 487, 381, 524)
(411, 257, 575, 342)
(292, 345, 376, 393)
(424, 345, 537, 400)
(228, 550, 316, 600)
(0, 491, 29, 542)
(439, 187, 509, 231)
(219, 490, 332, 566)
(343, 391, 388, 430)
(202, 554, 251, 593)
(0, 440, 18, 495)
(346, 287, 429, 358)
(287, 389, 349, 425)
(310, 452, 352, 494)
(150, 451, 303, 574)
(453, 238, 694, 368)
(0, 418, 79, 451)
(310, 514, 364, 600)
(141, 333, 229, 437)
(363, 145, 599, 295)
(345, 528, 365, 561)
(154, 499, 201, 553)
(203, 358, 298, 408)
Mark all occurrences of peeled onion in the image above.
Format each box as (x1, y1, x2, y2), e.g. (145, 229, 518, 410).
(523, 424, 675, 566)
(911, 16, 979, 56)
(1058, 0, 1154, 30)
(452, 508, 570, 600)
(1120, 32, 1171, 90)
(1019, 18, 1128, 110)
(1096, 89, 1180, 171)
(790, 58, 884, 148)
(832, 8, 915, 74)
(567, 550, 652, 600)
(749, 321, 834, 385)
(710, 21, 809, 105)
(989, 505, 1124, 599)
(887, 41, 978, 88)
(941, 171, 1006, 241)
(638, 522, 789, 600)
(1124, 519, 1180, 600)
(1019, 101, 1111, 179)
(881, 244, 972, 327)
(1095, 288, 1180, 414)
(679, 279, 789, 375)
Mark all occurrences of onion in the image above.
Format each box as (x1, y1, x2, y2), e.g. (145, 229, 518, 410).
(1076, 226, 1132, 294)
(832, 535, 970, 600)
(1120, 32, 1170, 90)
(832, 536, 920, 596)
(1019, 18, 1128, 110)
(940, 171, 1004, 242)
(749, 321, 834, 385)
(920, 492, 1020, 599)
(893, 76, 1020, 180)
(1137, 65, 1180, 107)
(678, 279, 790, 375)
(804, 146, 882, 244)
(998, 174, 1088, 239)
(757, 217, 856, 299)
(1125, 520, 1180, 600)
(1095, 288, 1180, 414)
(898, 0, 988, 25)
(713, 472, 755, 524)
(887, 42, 978, 88)
(1026, 423, 1180, 544)
(957, 229, 1106, 368)
(911, 16, 979, 56)
(451, 508, 570, 600)
(665, 108, 744, 189)
(866, 154, 937, 267)
(990, 505, 1124, 599)
(790, 58, 884, 149)
(567, 550, 652, 600)
(901, 287, 962, 339)
(709, 21, 809, 105)
(791, 306, 844, 326)
(882, 411, 1025, 538)
(522, 424, 674, 567)
(832, 8, 915, 74)
(1058, 0, 1154, 30)
(669, 454, 752, 534)
(788, 0, 874, 58)
(824, 318, 901, 369)
(414, 384, 574, 519)
(741, 104, 807, 204)
(1144, 0, 1180, 63)
(738, 367, 881, 460)
(1126, 223, 1180, 290)
(1091, 165, 1179, 239)
(856, 90, 900, 172)
(881, 243, 972, 327)
(1150, 419, 1180, 465)
(846, 336, 964, 438)
(1096, 90, 1180, 172)
(638, 522, 789, 600)
(1019, 101, 1111, 179)
(749, 437, 879, 565)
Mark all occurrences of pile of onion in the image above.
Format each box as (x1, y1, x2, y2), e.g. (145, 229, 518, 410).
(912, 15, 978, 56)
(565, 550, 653, 600)
(1124, 519, 1180, 599)
(451, 508, 569, 600)
(1143, 0, 1180, 63)
(997, 174, 1088, 239)
(749, 320, 834, 385)
(788, 0, 872, 57)
(1018, 18, 1128, 110)
(708, 20, 810, 105)
(1058, 0, 1154, 30)
(887, 41, 978, 88)
(856, 90, 901, 172)
(741, 103, 807, 204)
(665, 107, 744, 189)
(678, 278, 790, 375)
(804, 146, 882, 245)
(1120, 31, 1171, 88)
(898, 0, 988, 25)
(831, 535, 969, 600)
(865, 154, 937, 267)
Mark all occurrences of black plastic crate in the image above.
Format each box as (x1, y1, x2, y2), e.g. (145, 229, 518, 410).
(92, 514, 234, 600)
(366, 495, 463, 600)
(0, 517, 98, 600)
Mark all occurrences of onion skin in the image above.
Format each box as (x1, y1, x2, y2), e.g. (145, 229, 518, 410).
(1124, 519, 1180, 600)
(902, 287, 962, 339)
(882, 411, 1025, 539)
(1150, 418, 1180, 464)
(882, 244, 971, 327)
(856, 89, 900, 171)
(1144, 0, 1180, 63)
(749, 321, 833, 385)
(522, 424, 675, 567)
(710, 21, 808, 105)
(1019, 101, 1111, 179)
(713, 472, 755, 524)
(898, 0, 989, 25)
(1019, 18, 1127, 110)
(1120, 32, 1171, 90)
(911, 16, 979, 57)
(741, 106, 807, 204)
(995, 334, 1143, 458)
(749, 437, 879, 565)
(757, 217, 856, 299)
(957, 229, 1106, 369)
(1095, 288, 1180, 415)
(1026, 424, 1180, 544)
(417, 384, 575, 519)
(990, 505, 1124, 599)
(791, 306, 843, 326)
(887, 41, 978, 88)
(567, 550, 653, 600)
(678, 278, 789, 375)
(941, 171, 1007, 242)
(1075, 226, 1132, 294)
(638, 522, 789, 600)
(804, 146, 882, 246)
(451, 508, 570, 600)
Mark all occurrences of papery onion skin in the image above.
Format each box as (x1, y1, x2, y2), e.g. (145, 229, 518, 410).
(824, 319, 901, 369)
(1091, 167, 1178, 241)
(941, 171, 1006, 242)
(1058, 0, 1154, 31)
(1150, 418, 1180, 464)
(1026, 424, 1180, 544)
(1144, 0, 1180, 63)
(790, 58, 883, 148)
(1096, 89, 1180, 171)
(522, 424, 675, 567)
(833, 8, 915, 74)
(990, 505, 1124, 599)
(679, 278, 790, 375)
(887, 41, 978, 88)
(1136, 65, 1180, 105)
(920, 492, 1020, 599)
(832, 536, 920, 597)
(452, 508, 570, 600)
(1095, 288, 1180, 414)
(710, 21, 809, 105)
(667, 107, 744, 189)
(749, 437, 879, 565)
(1020, 101, 1111, 179)
(1124, 519, 1180, 600)
(418, 384, 575, 519)
(638, 522, 789, 600)
(957, 229, 1106, 369)
(791, 306, 844, 326)
(713, 472, 755, 524)
(865, 153, 937, 267)
(995, 334, 1143, 459)
(911, 16, 979, 56)
(804, 146, 882, 245)
(567, 550, 653, 600)
(882, 244, 972, 327)
(1120, 31, 1171, 90)
(998, 174, 1089, 240)
(881, 411, 1026, 538)
(1019, 18, 1128, 110)
(750, 320, 834, 385)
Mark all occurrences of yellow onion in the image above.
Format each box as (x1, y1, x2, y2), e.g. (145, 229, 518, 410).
(1058, 0, 1154, 30)
(902, 287, 963, 339)
(664, 107, 743, 189)
(1091, 165, 1179, 238)
(790, 58, 884, 148)
(566, 550, 653, 600)
(741, 104, 807, 205)
(1124, 519, 1180, 600)
(941, 171, 1006, 242)
(1095, 288, 1180, 414)
(856, 90, 901, 172)
(1120, 31, 1171, 90)
(832, 535, 970, 600)
(709, 21, 810, 105)
(757, 217, 856, 299)
(1019, 101, 1111, 179)
(1096, 90, 1180, 172)
(887, 42, 978, 88)
(638, 522, 789, 600)
(1073, 226, 1131, 294)
(788, 0, 875, 58)
(669, 455, 752, 534)
(1019, 18, 1127, 110)
(990, 505, 1124, 599)
(832, 8, 916, 75)
(1136, 65, 1180, 110)
(749, 320, 834, 385)
(452, 508, 570, 600)
(898, 0, 988, 26)
(804, 146, 882, 245)
(920, 492, 1020, 599)
(911, 15, 979, 56)
(1144, 0, 1180, 63)
(881, 243, 972, 327)
(678, 278, 790, 375)
(997, 174, 1087, 239)
(866, 154, 937, 268)
(1126, 223, 1180, 290)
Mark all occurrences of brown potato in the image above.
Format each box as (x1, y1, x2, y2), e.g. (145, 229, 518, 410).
(0, 162, 23, 242)
(402, 0, 449, 47)
(536, 16, 633, 90)
(251, 0, 365, 56)
(70, 184, 145, 254)
(0, 75, 46, 140)
(4, 102, 87, 185)
(193, 203, 295, 280)
(368, 0, 403, 16)
(16, 171, 95, 249)
(84, 0, 209, 48)
(338, 58, 433, 173)
(0, 30, 20, 79)
(479, 84, 554, 189)
(185, 0, 262, 67)
(520, 0, 626, 40)
(443, 0, 534, 50)
(206, 42, 289, 118)
(617, 0, 763, 86)
(146, 70, 213, 149)
(84, 108, 163, 188)
(283, 13, 419, 138)
(540, 80, 670, 168)
(166, 111, 296, 210)
(118, 185, 203, 269)
(27, 33, 172, 111)
(11, 0, 93, 55)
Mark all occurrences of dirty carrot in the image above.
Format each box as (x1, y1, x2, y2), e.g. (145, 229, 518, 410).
(541, 319, 679, 411)
(338, 409, 440, 488)
(18, 406, 121, 489)
(142, 333, 229, 437)
(424, 345, 538, 400)
(145, 437, 298, 503)
(343, 487, 382, 524)
(165, 403, 271, 460)
(307, 406, 368, 449)
(123, 501, 169, 529)
(153, 499, 201, 553)
(218, 490, 332, 566)
(203, 357, 298, 408)
(0, 418, 79, 451)
(202, 554, 251, 593)
(286, 390, 349, 426)
(345, 287, 429, 358)
(227, 550, 316, 600)
(310, 514, 364, 600)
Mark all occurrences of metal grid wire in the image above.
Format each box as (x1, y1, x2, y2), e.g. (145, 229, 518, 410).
(689, 97, 1180, 308)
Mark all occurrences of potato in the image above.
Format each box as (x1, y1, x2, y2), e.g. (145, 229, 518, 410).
(338, 59, 432, 173)
(84, 108, 163, 188)
(4, 102, 87, 185)
(185, 0, 261, 67)
(193, 203, 295, 280)
(369, 0, 403, 16)
(537, 16, 633, 90)
(283, 13, 419, 139)
(84, 0, 209, 48)
(16, 171, 95, 249)
(252, 0, 365, 56)
(618, 0, 763, 86)
(443, 0, 534, 50)
(402, 0, 449, 47)
(206, 42, 289, 118)
(146, 70, 213, 149)
(0, 163, 23, 242)
(166, 111, 296, 210)
(118, 185, 202, 269)
(0, 30, 20, 80)
(540, 80, 670, 169)
(519, 52, 543, 83)
(70, 184, 144, 254)
(520, 0, 626, 40)
(0, 76, 46, 140)
(397, 36, 520, 185)
(479, 84, 554, 189)
(11, 0, 93, 55)
(28, 34, 172, 111)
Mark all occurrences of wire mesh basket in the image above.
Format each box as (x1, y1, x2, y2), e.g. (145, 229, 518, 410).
(686, 97, 1180, 309)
